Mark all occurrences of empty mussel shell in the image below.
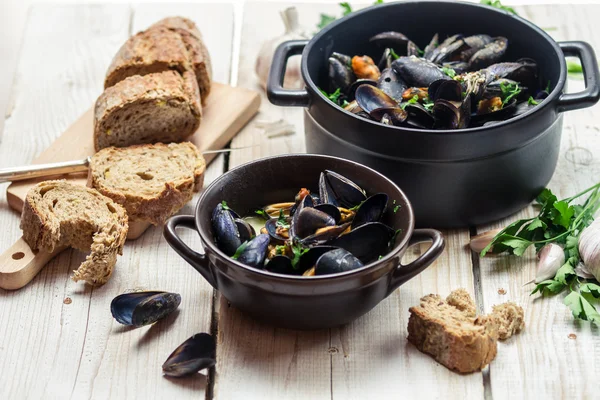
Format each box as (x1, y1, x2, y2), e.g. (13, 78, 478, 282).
(352, 193, 389, 228)
(234, 218, 255, 243)
(265, 217, 291, 242)
(162, 333, 216, 378)
(328, 222, 395, 263)
(355, 85, 399, 114)
(235, 234, 270, 268)
(404, 103, 435, 129)
(301, 223, 351, 246)
(314, 203, 342, 224)
(294, 207, 336, 239)
(346, 79, 377, 101)
(315, 248, 364, 275)
(111, 291, 181, 327)
(369, 107, 407, 125)
(428, 79, 462, 102)
(319, 170, 367, 208)
(265, 255, 297, 275)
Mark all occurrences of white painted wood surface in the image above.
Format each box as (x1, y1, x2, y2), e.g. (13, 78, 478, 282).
(2, 2, 600, 399)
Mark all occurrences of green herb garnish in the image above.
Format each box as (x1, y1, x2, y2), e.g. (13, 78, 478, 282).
(567, 60, 583, 74)
(401, 95, 419, 110)
(275, 244, 287, 255)
(480, 0, 517, 15)
(231, 241, 250, 260)
(393, 205, 400, 213)
(389, 48, 400, 60)
(500, 81, 521, 106)
(316, 13, 337, 30)
(340, 2, 353, 15)
(441, 67, 456, 78)
(527, 96, 539, 106)
(545, 80, 552, 93)
(423, 97, 435, 111)
(482, 183, 600, 324)
(221, 200, 230, 210)
(290, 242, 310, 269)
(276, 209, 290, 229)
(319, 87, 345, 106)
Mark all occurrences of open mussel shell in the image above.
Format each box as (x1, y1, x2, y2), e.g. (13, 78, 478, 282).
(315, 249, 364, 276)
(378, 48, 394, 71)
(486, 60, 538, 88)
(392, 56, 451, 87)
(377, 68, 407, 103)
(265, 217, 291, 242)
(433, 97, 471, 129)
(429, 79, 462, 102)
(346, 79, 377, 101)
(471, 98, 517, 125)
(295, 245, 339, 273)
(290, 195, 314, 238)
(234, 219, 255, 243)
(355, 84, 399, 114)
(482, 78, 522, 99)
(369, 31, 419, 57)
(331, 52, 352, 66)
(352, 193, 388, 229)
(404, 103, 435, 129)
(328, 222, 395, 263)
(162, 333, 216, 378)
(212, 203, 242, 256)
(314, 203, 342, 224)
(111, 291, 181, 327)
(294, 207, 336, 239)
(369, 107, 407, 126)
(319, 170, 367, 208)
(301, 223, 351, 246)
(329, 57, 355, 93)
(235, 234, 270, 268)
(265, 255, 296, 275)
(423, 33, 439, 61)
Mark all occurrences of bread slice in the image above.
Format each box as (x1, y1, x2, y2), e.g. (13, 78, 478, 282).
(408, 292, 498, 373)
(20, 180, 128, 286)
(150, 17, 212, 103)
(407, 290, 525, 373)
(105, 18, 212, 103)
(88, 142, 206, 225)
(94, 70, 201, 151)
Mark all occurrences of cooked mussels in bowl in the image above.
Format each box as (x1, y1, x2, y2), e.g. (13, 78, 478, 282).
(322, 31, 548, 129)
(210, 170, 397, 276)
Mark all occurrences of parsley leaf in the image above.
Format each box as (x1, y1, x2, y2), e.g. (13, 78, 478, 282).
(401, 95, 419, 110)
(423, 97, 435, 111)
(221, 200, 230, 210)
(564, 291, 600, 324)
(441, 67, 456, 78)
(254, 209, 269, 219)
(389, 48, 400, 60)
(545, 80, 552, 93)
(393, 205, 400, 213)
(480, 0, 517, 15)
(231, 241, 249, 260)
(500, 81, 521, 106)
(532, 279, 565, 296)
(340, 2, 353, 15)
(319, 87, 344, 105)
(527, 96, 539, 105)
(581, 283, 600, 298)
(276, 209, 290, 229)
(290, 242, 309, 269)
(316, 13, 337, 30)
(567, 60, 583, 74)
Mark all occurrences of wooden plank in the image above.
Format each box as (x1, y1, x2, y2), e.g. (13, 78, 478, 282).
(0, 3, 233, 399)
(216, 2, 479, 398)
(475, 5, 600, 399)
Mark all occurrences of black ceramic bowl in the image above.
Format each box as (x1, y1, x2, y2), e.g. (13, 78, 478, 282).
(164, 154, 444, 330)
(267, 0, 600, 228)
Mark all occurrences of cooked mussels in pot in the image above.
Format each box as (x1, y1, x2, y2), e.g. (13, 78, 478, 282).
(320, 31, 547, 130)
(210, 171, 398, 277)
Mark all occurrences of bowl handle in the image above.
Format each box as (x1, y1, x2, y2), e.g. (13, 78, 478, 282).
(557, 41, 600, 112)
(163, 215, 217, 289)
(267, 40, 310, 107)
(387, 229, 445, 295)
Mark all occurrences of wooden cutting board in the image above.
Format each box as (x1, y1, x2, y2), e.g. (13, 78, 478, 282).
(0, 82, 260, 290)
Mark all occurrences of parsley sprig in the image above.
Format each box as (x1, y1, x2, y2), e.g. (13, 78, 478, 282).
(480, 0, 517, 15)
(499, 81, 521, 106)
(482, 182, 600, 323)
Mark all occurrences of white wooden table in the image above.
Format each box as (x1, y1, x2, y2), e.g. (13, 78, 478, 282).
(1, 2, 599, 399)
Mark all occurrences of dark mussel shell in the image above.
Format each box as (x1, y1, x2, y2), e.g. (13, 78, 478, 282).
(433, 97, 471, 130)
(468, 37, 508, 71)
(265, 255, 297, 275)
(441, 61, 470, 75)
(369, 31, 419, 56)
(482, 78, 522, 99)
(428, 34, 464, 64)
(314, 203, 342, 224)
(378, 48, 394, 71)
(111, 291, 181, 327)
(428, 79, 462, 102)
(265, 217, 291, 242)
(377, 68, 407, 103)
(290, 195, 314, 238)
(295, 245, 339, 273)
(329, 57, 355, 93)
(212, 203, 242, 256)
(343, 100, 363, 114)
(162, 333, 216, 378)
(328, 222, 395, 264)
(423, 33, 439, 61)
(486, 59, 538, 88)
(460, 34, 494, 61)
(235, 219, 255, 243)
(346, 79, 377, 102)
(392, 56, 451, 87)
(301, 223, 351, 246)
(235, 234, 270, 268)
(294, 207, 336, 239)
(319, 170, 367, 208)
(331, 52, 352, 67)
(355, 85, 399, 114)
(314, 248, 364, 276)
(352, 193, 389, 228)
(404, 103, 435, 129)
(369, 107, 407, 126)
(471, 98, 517, 126)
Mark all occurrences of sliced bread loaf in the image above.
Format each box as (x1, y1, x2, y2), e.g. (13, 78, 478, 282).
(150, 17, 212, 103)
(88, 142, 206, 225)
(105, 18, 211, 103)
(94, 70, 201, 151)
(20, 180, 128, 286)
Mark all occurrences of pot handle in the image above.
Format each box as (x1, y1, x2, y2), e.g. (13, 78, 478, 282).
(387, 229, 445, 295)
(267, 40, 311, 107)
(557, 41, 600, 112)
(163, 215, 217, 288)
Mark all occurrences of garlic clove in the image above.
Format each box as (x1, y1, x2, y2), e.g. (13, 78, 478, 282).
(469, 228, 502, 253)
(579, 219, 600, 281)
(535, 243, 565, 283)
(575, 262, 595, 280)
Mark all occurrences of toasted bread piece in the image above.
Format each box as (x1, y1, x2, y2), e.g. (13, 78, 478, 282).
(491, 302, 525, 340)
(407, 291, 498, 373)
(20, 180, 128, 285)
(89, 142, 206, 225)
(150, 17, 212, 102)
(94, 70, 201, 151)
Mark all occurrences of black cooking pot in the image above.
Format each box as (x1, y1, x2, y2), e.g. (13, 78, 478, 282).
(163, 154, 444, 330)
(267, 0, 600, 228)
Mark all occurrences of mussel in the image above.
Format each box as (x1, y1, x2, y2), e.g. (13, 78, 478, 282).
(111, 291, 181, 327)
(377, 68, 407, 103)
(329, 57, 355, 93)
(319, 170, 367, 208)
(212, 203, 242, 256)
(293, 207, 336, 239)
(392, 56, 451, 87)
(162, 333, 216, 378)
(352, 193, 388, 228)
(355, 85, 398, 114)
(328, 222, 395, 263)
(369, 31, 420, 57)
(234, 234, 270, 267)
(315, 248, 364, 275)
(468, 37, 508, 70)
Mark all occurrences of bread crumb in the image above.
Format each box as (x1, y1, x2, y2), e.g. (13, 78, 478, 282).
(491, 302, 525, 340)
(446, 288, 477, 317)
(568, 333, 577, 340)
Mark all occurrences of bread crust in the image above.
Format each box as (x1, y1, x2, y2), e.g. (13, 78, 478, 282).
(20, 180, 128, 286)
(94, 70, 202, 151)
(88, 142, 206, 225)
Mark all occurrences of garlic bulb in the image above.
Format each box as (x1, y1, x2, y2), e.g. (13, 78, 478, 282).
(469, 228, 502, 253)
(255, 7, 308, 90)
(535, 243, 565, 283)
(579, 219, 600, 280)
